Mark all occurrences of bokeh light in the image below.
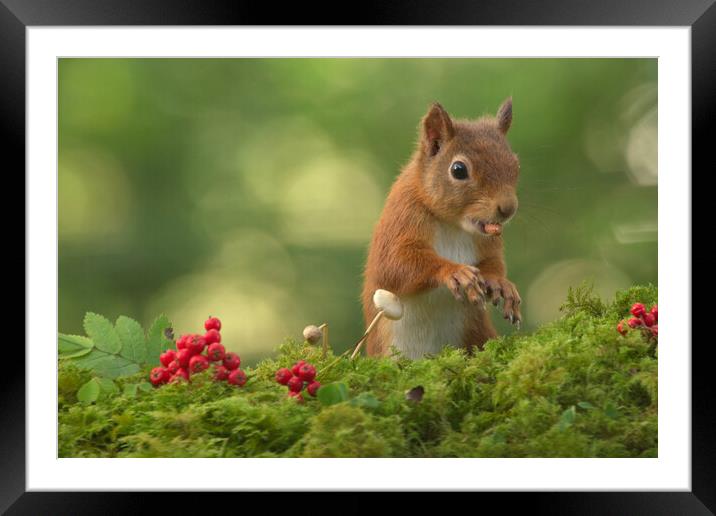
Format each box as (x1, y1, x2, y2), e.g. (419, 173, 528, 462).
(526, 259, 631, 326)
(58, 149, 133, 242)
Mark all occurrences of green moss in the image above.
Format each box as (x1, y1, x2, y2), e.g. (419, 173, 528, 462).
(295, 405, 407, 457)
(58, 284, 658, 458)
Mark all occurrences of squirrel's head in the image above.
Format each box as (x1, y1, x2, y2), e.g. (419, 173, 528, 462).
(415, 99, 519, 237)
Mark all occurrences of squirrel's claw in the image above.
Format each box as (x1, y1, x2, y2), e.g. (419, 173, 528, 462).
(447, 265, 486, 306)
(483, 276, 522, 327)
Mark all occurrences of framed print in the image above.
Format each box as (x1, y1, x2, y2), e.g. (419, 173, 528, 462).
(5, 0, 712, 512)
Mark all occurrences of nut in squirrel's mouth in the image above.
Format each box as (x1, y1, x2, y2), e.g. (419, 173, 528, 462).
(475, 220, 503, 236)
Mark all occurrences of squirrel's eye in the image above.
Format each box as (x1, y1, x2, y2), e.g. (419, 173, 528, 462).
(450, 161, 469, 180)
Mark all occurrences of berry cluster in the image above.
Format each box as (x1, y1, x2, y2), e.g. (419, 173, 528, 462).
(617, 303, 658, 339)
(149, 316, 247, 387)
(275, 360, 321, 402)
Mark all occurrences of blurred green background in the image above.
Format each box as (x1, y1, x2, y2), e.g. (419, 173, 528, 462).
(59, 58, 657, 364)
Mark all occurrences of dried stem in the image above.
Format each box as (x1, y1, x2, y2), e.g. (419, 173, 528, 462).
(319, 347, 353, 377)
(320, 323, 329, 358)
(350, 311, 384, 360)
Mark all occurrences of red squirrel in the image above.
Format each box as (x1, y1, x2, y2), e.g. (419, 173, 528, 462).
(361, 99, 521, 359)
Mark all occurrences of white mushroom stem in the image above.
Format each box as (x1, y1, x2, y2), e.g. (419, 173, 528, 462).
(350, 289, 403, 360)
(350, 311, 384, 360)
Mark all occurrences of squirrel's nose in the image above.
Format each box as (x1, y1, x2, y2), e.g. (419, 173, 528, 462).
(497, 201, 517, 220)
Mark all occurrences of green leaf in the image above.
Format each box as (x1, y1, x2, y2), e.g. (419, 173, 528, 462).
(558, 405, 576, 431)
(145, 314, 172, 367)
(577, 401, 595, 410)
(58, 334, 94, 358)
(604, 402, 621, 420)
(317, 382, 349, 406)
(350, 392, 380, 409)
(115, 316, 147, 364)
(96, 377, 119, 397)
(77, 378, 101, 404)
(123, 383, 139, 398)
(137, 382, 153, 393)
(84, 312, 122, 354)
(490, 430, 507, 444)
(74, 349, 140, 379)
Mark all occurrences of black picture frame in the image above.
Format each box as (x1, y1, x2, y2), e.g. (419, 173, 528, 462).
(5, 1, 710, 513)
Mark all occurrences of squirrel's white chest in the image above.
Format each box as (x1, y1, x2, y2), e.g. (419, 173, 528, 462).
(390, 223, 477, 359)
(432, 222, 478, 264)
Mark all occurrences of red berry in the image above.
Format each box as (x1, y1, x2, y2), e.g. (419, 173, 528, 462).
(189, 354, 209, 374)
(307, 381, 321, 397)
(204, 329, 221, 345)
(287, 376, 304, 393)
(213, 365, 230, 381)
(630, 303, 646, 318)
(167, 358, 181, 375)
(228, 369, 247, 386)
(650, 325, 658, 338)
(150, 367, 169, 386)
(275, 367, 293, 385)
(177, 348, 192, 368)
(207, 343, 226, 362)
(297, 364, 317, 383)
(204, 317, 222, 332)
(186, 334, 206, 355)
(176, 334, 190, 350)
(616, 322, 627, 336)
(291, 360, 306, 376)
(288, 391, 304, 403)
(170, 368, 190, 383)
(650, 305, 658, 322)
(160, 349, 177, 367)
(627, 317, 642, 328)
(642, 313, 656, 327)
(223, 352, 241, 370)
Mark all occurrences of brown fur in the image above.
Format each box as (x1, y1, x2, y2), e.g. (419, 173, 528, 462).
(362, 99, 522, 357)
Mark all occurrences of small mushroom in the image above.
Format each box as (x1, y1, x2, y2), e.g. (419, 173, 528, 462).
(373, 289, 403, 320)
(303, 325, 323, 344)
(303, 323, 329, 357)
(350, 289, 404, 360)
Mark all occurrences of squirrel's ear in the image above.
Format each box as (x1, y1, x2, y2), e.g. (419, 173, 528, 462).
(496, 97, 512, 134)
(421, 103, 455, 156)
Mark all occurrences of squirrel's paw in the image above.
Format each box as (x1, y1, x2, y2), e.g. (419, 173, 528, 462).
(483, 277, 522, 325)
(445, 265, 486, 306)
